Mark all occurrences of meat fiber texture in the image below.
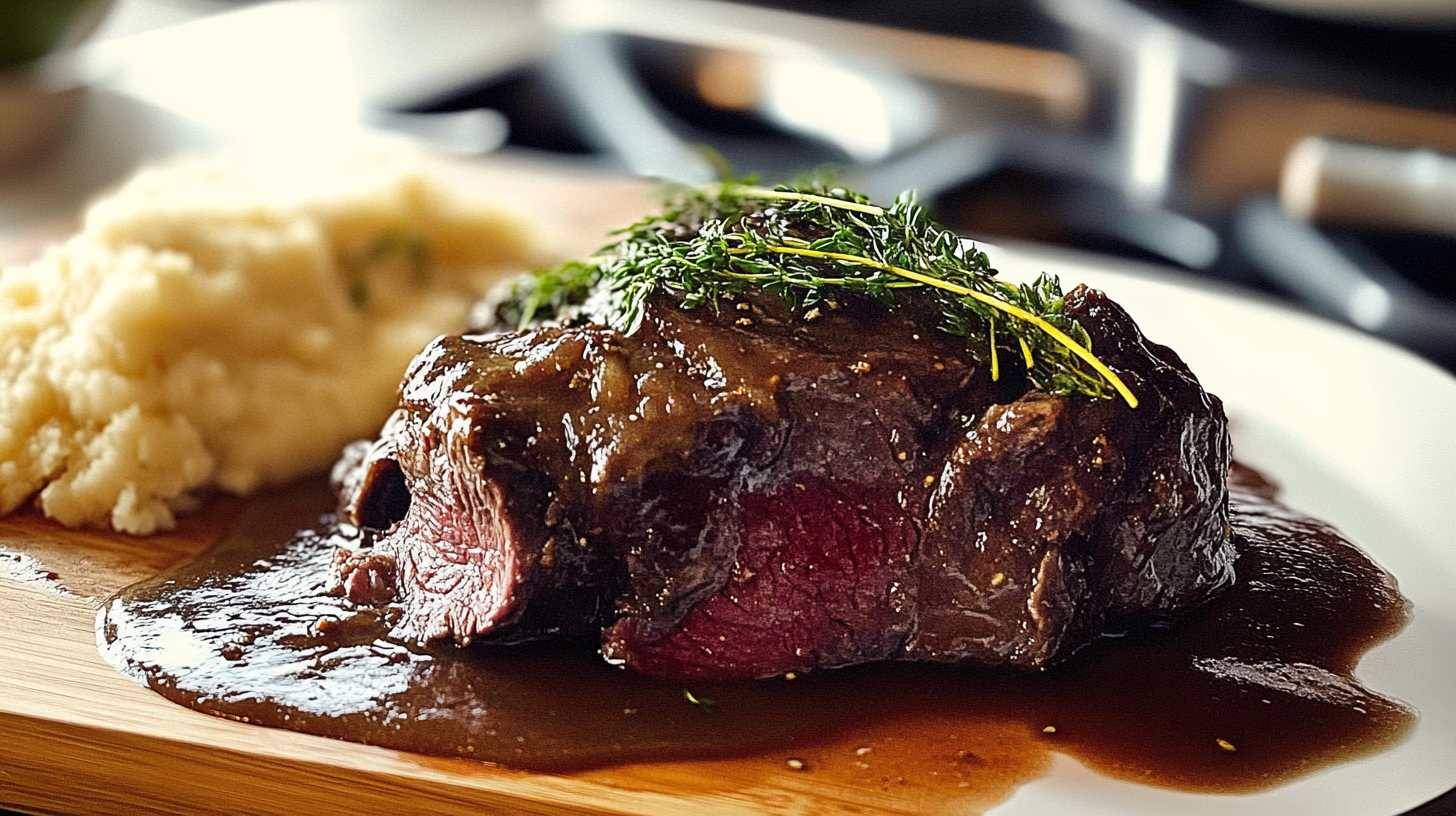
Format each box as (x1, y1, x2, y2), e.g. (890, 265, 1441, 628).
(0, 155, 536, 534)
(335, 286, 1235, 680)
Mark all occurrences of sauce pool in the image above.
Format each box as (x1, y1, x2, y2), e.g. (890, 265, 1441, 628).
(98, 466, 1414, 810)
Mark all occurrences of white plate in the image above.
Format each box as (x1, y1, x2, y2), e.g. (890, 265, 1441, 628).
(990, 244, 1456, 816)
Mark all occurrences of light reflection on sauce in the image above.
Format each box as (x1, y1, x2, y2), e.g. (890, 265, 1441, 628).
(98, 465, 1414, 812)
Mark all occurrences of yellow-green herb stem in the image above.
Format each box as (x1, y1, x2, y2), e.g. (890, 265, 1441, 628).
(729, 244, 1139, 408)
(725, 186, 886, 216)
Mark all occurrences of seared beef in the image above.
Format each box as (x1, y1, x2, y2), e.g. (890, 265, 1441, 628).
(335, 286, 1235, 679)
(335, 330, 628, 644)
(905, 288, 1232, 666)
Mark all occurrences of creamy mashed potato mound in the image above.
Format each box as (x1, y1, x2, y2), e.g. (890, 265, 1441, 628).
(0, 157, 535, 533)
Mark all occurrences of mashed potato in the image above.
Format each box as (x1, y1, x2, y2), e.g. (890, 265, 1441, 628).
(0, 156, 535, 533)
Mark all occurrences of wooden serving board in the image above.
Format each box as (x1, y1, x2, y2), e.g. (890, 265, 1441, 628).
(0, 505, 990, 816)
(0, 497, 1052, 816)
(0, 157, 1040, 816)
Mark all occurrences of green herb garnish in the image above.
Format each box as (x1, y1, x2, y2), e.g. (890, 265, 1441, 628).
(504, 182, 1136, 407)
(683, 689, 718, 714)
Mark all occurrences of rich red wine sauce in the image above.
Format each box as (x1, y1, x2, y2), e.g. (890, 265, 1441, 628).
(98, 465, 1413, 809)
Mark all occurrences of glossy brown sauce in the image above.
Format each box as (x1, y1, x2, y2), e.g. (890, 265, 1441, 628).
(98, 465, 1414, 810)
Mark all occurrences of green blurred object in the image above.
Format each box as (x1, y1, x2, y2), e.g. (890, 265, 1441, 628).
(0, 0, 92, 67)
(0, 0, 112, 171)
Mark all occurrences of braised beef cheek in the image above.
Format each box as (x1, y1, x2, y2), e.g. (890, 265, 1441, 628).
(334, 286, 1234, 681)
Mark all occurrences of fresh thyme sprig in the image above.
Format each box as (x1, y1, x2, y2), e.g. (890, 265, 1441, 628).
(500, 182, 1136, 407)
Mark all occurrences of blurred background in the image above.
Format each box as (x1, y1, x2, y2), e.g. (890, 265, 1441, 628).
(4, 0, 1456, 370)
